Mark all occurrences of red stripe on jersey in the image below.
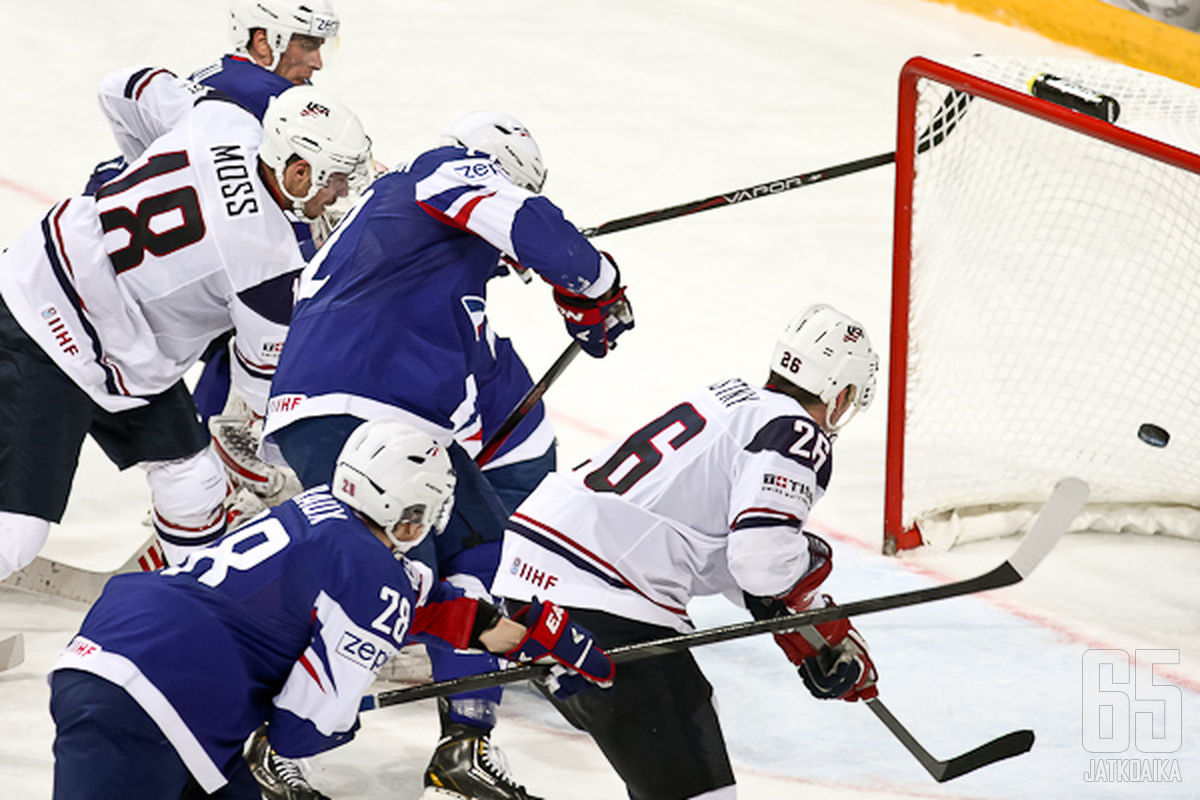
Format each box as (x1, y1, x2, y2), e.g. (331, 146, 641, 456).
(452, 191, 495, 227)
(298, 654, 325, 692)
(153, 507, 224, 533)
(52, 200, 134, 396)
(730, 506, 802, 530)
(416, 189, 497, 232)
(134, 69, 171, 99)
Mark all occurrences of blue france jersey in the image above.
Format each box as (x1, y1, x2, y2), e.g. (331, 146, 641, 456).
(53, 487, 480, 791)
(190, 55, 294, 121)
(265, 145, 613, 440)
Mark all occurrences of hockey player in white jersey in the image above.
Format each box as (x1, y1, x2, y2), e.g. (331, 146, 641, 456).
(492, 304, 881, 800)
(0, 66, 369, 580)
(48, 418, 614, 800)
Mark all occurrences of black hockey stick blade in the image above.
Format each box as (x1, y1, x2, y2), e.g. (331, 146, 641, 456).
(475, 341, 582, 467)
(866, 699, 1034, 782)
(362, 478, 1088, 711)
(795, 624, 1032, 781)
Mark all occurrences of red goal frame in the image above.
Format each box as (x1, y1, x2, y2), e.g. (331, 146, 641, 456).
(883, 56, 1200, 552)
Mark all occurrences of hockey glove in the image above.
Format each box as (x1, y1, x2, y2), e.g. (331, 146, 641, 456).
(504, 599, 614, 698)
(798, 625, 878, 703)
(553, 256, 634, 358)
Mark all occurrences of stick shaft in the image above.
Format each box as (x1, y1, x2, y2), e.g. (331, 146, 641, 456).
(580, 152, 894, 238)
(475, 341, 582, 467)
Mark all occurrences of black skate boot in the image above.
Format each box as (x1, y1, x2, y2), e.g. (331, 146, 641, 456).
(245, 724, 331, 800)
(422, 720, 543, 800)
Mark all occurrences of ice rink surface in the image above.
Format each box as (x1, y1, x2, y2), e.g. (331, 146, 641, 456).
(3, 1, 1199, 798)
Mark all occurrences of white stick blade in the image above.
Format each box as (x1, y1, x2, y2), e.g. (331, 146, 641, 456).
(0, 634, 25, 672)
(1009, 477, 1090, 578)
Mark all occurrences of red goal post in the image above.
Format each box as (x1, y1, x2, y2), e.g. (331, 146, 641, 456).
(885, 56, 1200, 553)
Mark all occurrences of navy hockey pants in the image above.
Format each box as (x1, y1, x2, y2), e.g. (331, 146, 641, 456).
(537, 609, 737, 800)
(50, 669, 260, 799)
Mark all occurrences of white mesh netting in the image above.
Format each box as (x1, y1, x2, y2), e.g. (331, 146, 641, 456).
(897, 56, 1200, 548)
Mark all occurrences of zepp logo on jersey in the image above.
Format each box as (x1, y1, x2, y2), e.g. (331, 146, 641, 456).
(336, 630, 390, 672)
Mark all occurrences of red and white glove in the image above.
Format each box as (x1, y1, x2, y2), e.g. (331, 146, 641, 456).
(796, 620, 878, 702)
(773, 596, 878, 702)
(553, 255, 634, 358)
(504, 599, 615, 698)
(743, 533, 876, 702)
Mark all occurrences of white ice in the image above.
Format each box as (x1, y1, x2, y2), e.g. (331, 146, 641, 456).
(2, 1, 1198, 798)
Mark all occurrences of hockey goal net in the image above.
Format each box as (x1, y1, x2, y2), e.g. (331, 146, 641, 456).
(886, 55, 1200, 552)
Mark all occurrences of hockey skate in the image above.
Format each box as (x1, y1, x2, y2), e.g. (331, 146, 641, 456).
(422, 722, 543, 800)
(245, 725, 331, 800)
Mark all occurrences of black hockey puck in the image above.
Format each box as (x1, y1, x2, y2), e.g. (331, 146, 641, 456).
(1137, 423, 1169, 448)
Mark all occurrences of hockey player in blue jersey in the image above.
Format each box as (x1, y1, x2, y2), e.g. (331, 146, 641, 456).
(492, 305, 882, 800)
(262, 111, 634, 800)
(49, 418, 614, 800)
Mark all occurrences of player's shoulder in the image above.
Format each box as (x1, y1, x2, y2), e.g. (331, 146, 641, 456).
(271, 487, 394, 568)
(704, 379, 832, 471)
(412, 145, 508, 187)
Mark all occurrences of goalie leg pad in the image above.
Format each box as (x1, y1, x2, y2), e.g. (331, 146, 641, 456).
(143, 447, 227, 565)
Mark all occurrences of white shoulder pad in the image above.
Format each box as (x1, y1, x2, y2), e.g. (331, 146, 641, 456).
(97, 66, 207, 161)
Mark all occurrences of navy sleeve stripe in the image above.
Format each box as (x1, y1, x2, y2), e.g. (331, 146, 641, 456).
(123, 67, 154, 98)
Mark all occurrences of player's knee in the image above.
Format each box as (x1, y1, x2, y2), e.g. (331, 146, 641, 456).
(143, 447, 227, 564)
(0, 512, 52, 578)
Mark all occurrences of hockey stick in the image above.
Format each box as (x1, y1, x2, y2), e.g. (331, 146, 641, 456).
(794, 625, 1032, 782)
(475, 341, 583, 467)
(867, 698, 1033, 782)
(579, 89, 972, 238)
(0, 634, 24, 672)
(479, 94, 974, 451)
(0, 533, 164, 605)
(361, 476, 1088, 710)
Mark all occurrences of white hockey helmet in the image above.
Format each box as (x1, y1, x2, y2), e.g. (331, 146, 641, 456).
(771, 304, 879, 433)
(332, 419, 456, 554)
(229, 0, 340, 70)
(260, 85, 373, 212)
(443, 111, 547, 193)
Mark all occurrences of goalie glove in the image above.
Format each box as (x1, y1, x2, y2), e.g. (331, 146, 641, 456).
(553, 254, 634, 358)
(504, 598, 614, 698)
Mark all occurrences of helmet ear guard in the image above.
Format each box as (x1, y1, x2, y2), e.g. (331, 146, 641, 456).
(772, 304, 879, 434)
(331, 419, 456, 555)
(442, 110, 547, 193)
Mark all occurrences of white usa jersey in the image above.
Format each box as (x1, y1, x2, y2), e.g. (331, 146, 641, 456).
(0, 66, 301, 414)
(492, 378, 833, 632)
